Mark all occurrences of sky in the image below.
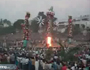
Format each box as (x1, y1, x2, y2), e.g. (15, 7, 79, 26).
(0, 0, 90, 23)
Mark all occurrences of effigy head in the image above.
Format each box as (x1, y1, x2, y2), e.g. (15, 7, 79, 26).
(68, 16, 72, 23)
(25, 12, 30, 18)
(47, 12, 54, 18)
(68, 16, 72, 19)
(46, 6, 55, 18)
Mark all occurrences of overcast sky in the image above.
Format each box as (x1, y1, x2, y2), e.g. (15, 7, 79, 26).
(0, 0, 90, 23)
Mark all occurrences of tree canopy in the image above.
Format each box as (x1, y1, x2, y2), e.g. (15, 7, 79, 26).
(31, 11, 57, 33)
(0, 19, 3, 26)
(31, 20, 39, 33)
(0, 19, 12, 27)
(3, 19, 11, 26)
(13, 19, 24, 29)
(0, 19, 15, 35)
(0, 26, 15, 35)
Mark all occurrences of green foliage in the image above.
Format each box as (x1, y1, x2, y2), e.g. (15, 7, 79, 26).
(0, 19, 15, 35)
(38, 12, 46, 19)
(56, 39, 64, 50)
(65, 47, 80, 61)
(30, 11, 57, 33)
(3, 19, 11, 26)
(0, 26, 15, 35)
(45, 48, 53, 60)
(0, 19, 12, 27)
(59, 49, 65, 58)
(13, 19, 24, 29)
(38, 11, 57, 23)
(0, 19, 3, 26)
(31, 20, 39, 32)
(58, 47, 80, 61)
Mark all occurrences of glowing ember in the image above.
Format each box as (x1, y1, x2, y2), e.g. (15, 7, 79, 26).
(47, 36, 52, 47)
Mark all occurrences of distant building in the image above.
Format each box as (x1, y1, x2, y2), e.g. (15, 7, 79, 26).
(73, 20, 90, 29)
(56, 15, 90, 29)
(0, 23, 11, 28)
(0, 19, 12, 28)
(73, 15, 90, 29)
(3, 23, 9, 27)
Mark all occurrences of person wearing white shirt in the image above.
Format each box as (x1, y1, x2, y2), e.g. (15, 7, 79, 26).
(71, 66, 75, 70)
(35, 59, 39, 70)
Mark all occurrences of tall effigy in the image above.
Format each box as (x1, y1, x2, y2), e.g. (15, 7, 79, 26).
(46, 7, 55, 47)
(21, 12, 30, 48)
(68, 16, 73, 44)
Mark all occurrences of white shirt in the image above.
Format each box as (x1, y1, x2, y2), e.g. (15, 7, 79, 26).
(67, 68, 70, 70)
(35, 60, 39, 70)
(81, 59, 87, 66)
(54, 56, 58, 60)
(71, 66, 75, 70)
(17, 57, 29, 64)
(43, 62, 45, 69)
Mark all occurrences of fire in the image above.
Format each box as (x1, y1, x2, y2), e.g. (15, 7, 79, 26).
(47, 36, 52, 47)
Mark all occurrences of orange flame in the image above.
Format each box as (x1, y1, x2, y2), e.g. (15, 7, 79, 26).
(47, 37, 52, 47)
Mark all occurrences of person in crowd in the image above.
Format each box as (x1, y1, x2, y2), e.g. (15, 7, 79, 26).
(28, 58, 32, 70)
(52, 59, 58, 70)
(42, 59, 46, 70)
(35, 57, 39, 70)
(67, 66, 71, 70)
(84, 64, 89, 70)
(38, 60, 43, 70)
(10, 53, 15, 64)
(6, 54, 10, 63)
(71, 63, 75, 70)
(61, 62, 67, 70)
(32, 58, 35, 70)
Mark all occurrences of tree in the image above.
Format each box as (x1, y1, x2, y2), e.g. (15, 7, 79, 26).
(45, 48, 53, 61)
(30, 20, 39, 32)
(57, 46, 80, 61)
(0, 19, 4, 27)
(30, 11, 57, 33)
(3, 19, 11, 26)
(38, 12, 46, 19)
(13, 19, 24, 29)
(0, 26, 15, 35)
(36, 12, 46, 27)
(30, 12, 46, 32)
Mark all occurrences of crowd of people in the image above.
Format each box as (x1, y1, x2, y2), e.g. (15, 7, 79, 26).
(0, 43, 90, 70)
